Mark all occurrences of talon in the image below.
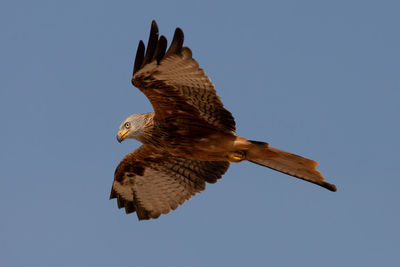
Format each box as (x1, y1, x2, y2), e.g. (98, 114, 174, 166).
(228, 151, 246, 162)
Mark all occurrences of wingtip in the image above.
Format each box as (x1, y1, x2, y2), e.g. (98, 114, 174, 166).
(153, 35, 168, 64)
(164, 27, 184, 57)
(109, 188, 117, 199)
(133, 22, 186, 76)
(133, 40, 145, 76)
(324, 182, 337, 192)
(141, 21, 159, 67)
(150, 20, 159, 35)
(174, 27, 184, 46)
(175, 27, 184, 38)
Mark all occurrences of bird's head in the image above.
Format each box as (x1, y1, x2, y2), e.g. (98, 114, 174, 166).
(116, 114, 148, 143)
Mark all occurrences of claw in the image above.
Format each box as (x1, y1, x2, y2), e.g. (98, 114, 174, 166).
(228, 151, 246, 162)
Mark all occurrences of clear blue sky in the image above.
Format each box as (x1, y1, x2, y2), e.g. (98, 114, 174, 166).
(1, 0, 399, 266)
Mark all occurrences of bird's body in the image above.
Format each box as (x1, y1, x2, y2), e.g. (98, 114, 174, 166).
(111, 21, 337, 220)
(122, 113, 245, 161)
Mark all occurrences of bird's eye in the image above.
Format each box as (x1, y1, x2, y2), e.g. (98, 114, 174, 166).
(124, 122, 131, 129)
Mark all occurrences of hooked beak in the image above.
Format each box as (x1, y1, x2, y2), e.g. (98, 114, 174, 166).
(117, 129, 130, 143)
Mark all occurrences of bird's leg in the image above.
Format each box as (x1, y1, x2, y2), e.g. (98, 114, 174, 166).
(227, 151, 246, 162)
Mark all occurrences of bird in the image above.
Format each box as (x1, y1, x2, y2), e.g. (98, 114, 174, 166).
(110, 20, 337, 220)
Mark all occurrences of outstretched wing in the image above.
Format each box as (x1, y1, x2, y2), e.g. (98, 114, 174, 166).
(110, 145, 230, 220)
(131, 20, 236, 134)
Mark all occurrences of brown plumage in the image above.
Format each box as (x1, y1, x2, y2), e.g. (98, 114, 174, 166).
(111, 21, 337, 220)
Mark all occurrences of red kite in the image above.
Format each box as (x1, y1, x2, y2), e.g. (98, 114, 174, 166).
(110, 21, 336, 220)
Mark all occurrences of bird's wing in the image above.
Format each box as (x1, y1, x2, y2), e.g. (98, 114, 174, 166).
(131, 20, 235, 133)
(110, 145, 230, 220)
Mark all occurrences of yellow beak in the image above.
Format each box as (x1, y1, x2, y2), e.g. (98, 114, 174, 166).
(117, 129, 130, 143)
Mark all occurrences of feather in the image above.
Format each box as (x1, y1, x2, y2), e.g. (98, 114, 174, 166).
(133, 41, 145, 75)
(165, 27, 184, 57)
(111, 145, 229, 220)
(153, 35, 167, 64)
(142, 20, 159, 67)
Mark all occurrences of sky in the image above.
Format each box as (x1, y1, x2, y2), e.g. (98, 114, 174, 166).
(1, 0, 399, 266)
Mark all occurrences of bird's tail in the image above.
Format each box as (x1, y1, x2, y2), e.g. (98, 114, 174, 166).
(245, 140, 337, 192)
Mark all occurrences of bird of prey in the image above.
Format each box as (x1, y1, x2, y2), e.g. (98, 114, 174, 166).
(110, 20, 337, 220)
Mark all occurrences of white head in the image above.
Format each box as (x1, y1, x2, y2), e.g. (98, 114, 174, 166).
(116, 113, 150, 143)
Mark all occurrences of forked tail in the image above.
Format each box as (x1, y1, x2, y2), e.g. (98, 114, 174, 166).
(246, 140, 337, 191)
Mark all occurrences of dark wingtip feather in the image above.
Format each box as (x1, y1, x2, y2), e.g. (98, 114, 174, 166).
(153, 35, 167, 64)
(124, 202, 136, 214)
(109, 188, 117, 200)
(117, 196, 125, 209)
(323, 182, 337, 192)
(165, 27, 184, 57)
(132, 22, 185, 76)
(133, 40, 145, 76)
(141, 21, 159, 67)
